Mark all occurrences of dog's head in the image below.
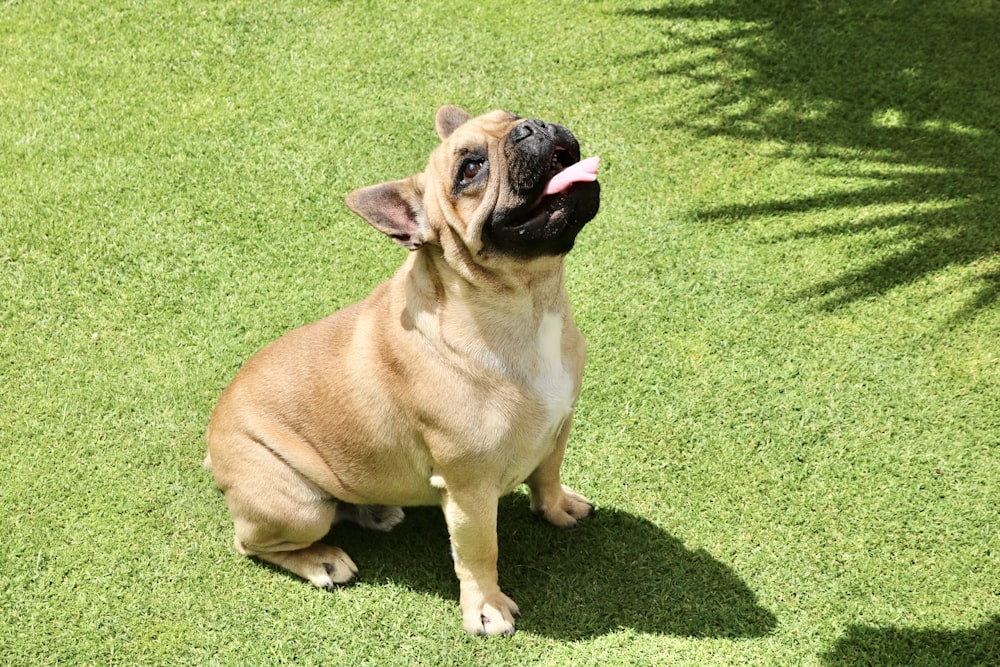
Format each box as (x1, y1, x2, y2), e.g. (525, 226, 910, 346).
(346, 106, 600, 269)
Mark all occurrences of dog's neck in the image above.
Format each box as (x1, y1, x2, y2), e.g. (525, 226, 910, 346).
(402, 245, 570, 380)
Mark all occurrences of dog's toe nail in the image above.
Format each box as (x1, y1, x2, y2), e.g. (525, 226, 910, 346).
(322, 562, 358, 587)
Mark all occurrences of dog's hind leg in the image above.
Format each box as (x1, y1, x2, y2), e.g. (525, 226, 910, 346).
(230, 500, 360, 589)
(229, 492, 360, 588)
(213, 435, 360, 588)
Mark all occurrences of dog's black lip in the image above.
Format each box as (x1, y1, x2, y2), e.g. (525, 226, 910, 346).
(483, 178, 600, 258)
(508, 191, 569, 230)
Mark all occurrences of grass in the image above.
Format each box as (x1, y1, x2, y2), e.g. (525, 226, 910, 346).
(2, 0, 998, 664)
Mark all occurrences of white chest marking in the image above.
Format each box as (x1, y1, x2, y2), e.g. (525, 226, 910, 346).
(535, 313, 574, 430)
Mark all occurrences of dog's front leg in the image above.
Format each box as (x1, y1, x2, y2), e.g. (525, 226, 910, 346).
(527, 414, 594, 528)
(439, 483, 520, 636)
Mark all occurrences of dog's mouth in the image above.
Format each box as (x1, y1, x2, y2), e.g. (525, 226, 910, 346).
(511, 192, 570, 232)
(548, 146, 577, 183)
(512, 195, 567, 236)
(482, 120, 601, 258)
(509, 147, 598, 231)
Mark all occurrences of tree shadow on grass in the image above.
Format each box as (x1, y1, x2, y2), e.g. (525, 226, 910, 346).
(331, 494, 777, 640)
(820, 617, 1000, 667)
(617, 0, 1000, 316)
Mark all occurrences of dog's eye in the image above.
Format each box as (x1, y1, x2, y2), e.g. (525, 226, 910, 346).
(460, 159, 484, 184)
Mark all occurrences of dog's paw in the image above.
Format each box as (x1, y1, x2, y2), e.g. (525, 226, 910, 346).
(532, 484, 594, 528)
(336, 504, 405, 532)
(461, 589, 521, 637)
(253, 543, 359, 590)
(356, 505, 406, 532)
(315, 546, 360, 589)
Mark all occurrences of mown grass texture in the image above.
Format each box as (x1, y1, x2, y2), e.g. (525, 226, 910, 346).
(1, 1, 998, 665)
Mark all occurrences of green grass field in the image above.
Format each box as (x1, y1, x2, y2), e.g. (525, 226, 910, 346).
(2, 0, 998, 664)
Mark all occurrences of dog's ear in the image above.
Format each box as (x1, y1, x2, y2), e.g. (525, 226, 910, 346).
(345, 174, 426, 250)
(436, 105, 472, 140)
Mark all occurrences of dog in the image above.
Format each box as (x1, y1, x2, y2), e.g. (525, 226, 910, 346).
(205, 106, 601, 636)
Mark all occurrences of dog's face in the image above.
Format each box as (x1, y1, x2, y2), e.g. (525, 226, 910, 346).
(346, 106, 600, 267)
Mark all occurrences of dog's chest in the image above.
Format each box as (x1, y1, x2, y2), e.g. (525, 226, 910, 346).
(493, 312, 575, 494)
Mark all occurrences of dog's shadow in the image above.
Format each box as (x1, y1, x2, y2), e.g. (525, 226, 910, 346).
(331, 493, 777, 640)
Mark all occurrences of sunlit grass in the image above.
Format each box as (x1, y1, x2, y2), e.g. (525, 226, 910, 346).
(2, 1, 997, 664)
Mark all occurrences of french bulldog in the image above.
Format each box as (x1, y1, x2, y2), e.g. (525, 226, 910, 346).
(205, 106, 600, 636)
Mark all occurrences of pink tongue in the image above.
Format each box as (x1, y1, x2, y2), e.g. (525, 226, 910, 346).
(544, 156, 600, 195)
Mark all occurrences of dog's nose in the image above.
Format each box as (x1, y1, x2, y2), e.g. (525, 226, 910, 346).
(511, 119, 548, 143)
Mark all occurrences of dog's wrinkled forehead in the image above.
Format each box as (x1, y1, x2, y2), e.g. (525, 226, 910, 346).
(450, 109, 521, 141)
(433, 110, 520, 170)
(425, 109, 527, 229)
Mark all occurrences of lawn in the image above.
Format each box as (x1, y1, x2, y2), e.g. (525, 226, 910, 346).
(2, 0, 998, 664)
